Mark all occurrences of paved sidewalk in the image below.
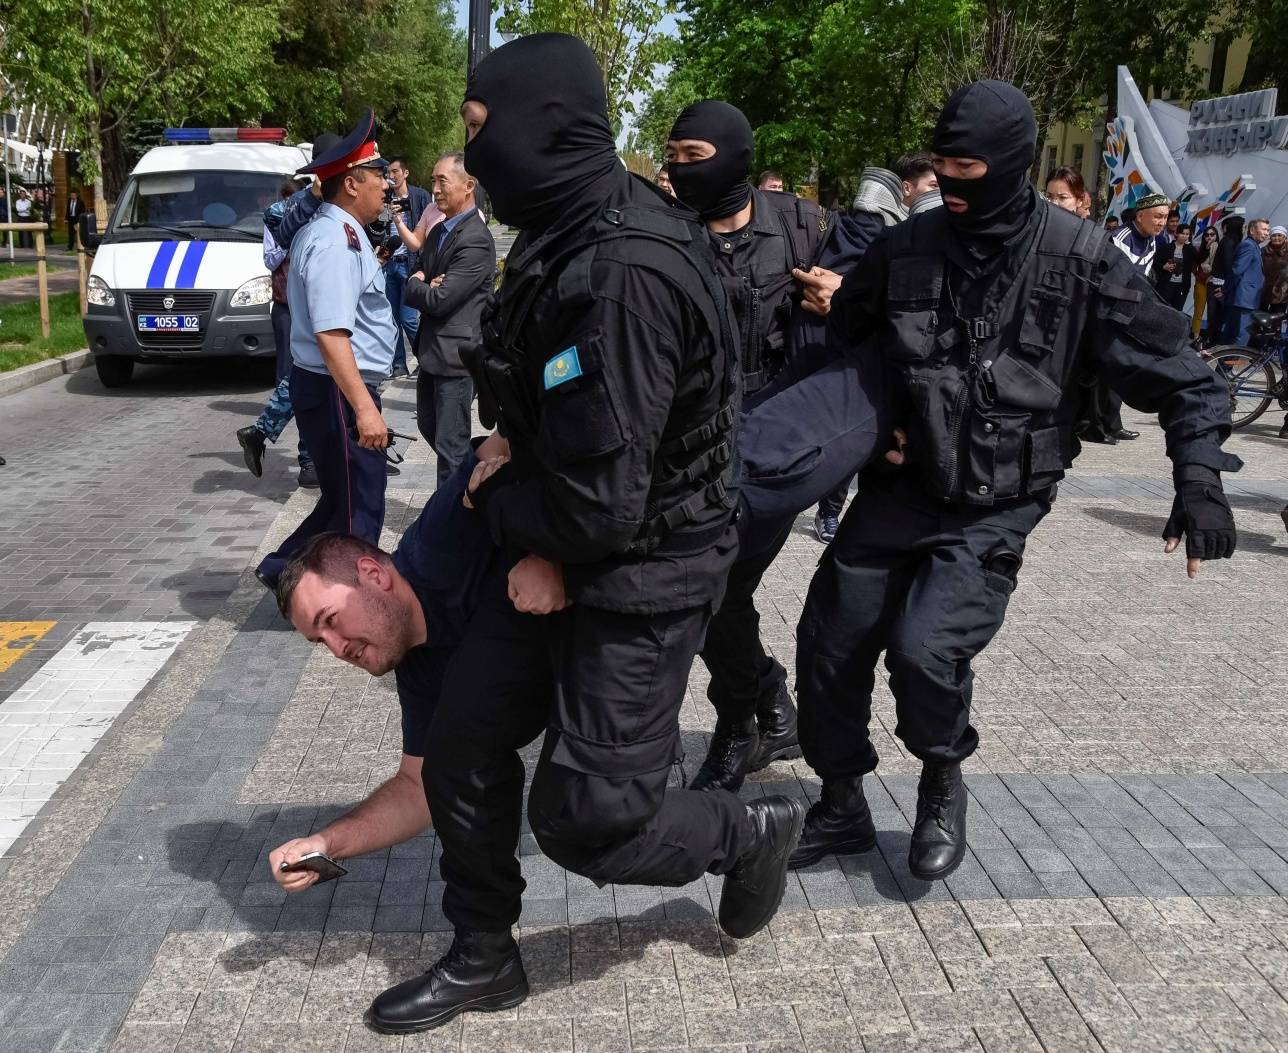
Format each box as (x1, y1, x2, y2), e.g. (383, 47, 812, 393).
(0, 383, 1285, 1051)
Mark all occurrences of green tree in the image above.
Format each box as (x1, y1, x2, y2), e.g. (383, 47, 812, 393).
(494, 0, 679, 133)
(0, 0, 283, 199)
(626, 49, 701, 161)
(1067, 0, 1213, 115)
(660, 0, 960, 201)
(269, 0, 468, 180)
(1234, 0, 1288, 97)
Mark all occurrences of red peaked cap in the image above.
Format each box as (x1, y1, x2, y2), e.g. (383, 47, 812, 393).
(299, 109, 386, 181)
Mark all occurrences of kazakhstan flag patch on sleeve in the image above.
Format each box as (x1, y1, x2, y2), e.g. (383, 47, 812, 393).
(543, 347, 583, 389)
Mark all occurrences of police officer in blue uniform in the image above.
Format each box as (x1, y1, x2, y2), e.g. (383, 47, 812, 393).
(257, 112, 398, 588)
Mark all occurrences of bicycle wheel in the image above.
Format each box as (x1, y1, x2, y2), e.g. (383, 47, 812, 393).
(1209, 347, 1275, 428)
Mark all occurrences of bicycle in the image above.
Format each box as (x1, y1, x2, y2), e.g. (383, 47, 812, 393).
(1206, 310, 1288, 429)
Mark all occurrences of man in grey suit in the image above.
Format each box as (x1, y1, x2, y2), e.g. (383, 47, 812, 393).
(404, 152, 497, 485)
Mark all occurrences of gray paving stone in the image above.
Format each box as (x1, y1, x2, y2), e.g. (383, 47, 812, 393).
(3, 403, 1288, 1051)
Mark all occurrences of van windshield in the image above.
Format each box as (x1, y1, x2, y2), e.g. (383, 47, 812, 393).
(109, 170, 288, 240)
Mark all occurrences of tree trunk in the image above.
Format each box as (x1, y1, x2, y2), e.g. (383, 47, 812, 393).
(101, 121, 130, 200)
(1238, 37, 1288, 98)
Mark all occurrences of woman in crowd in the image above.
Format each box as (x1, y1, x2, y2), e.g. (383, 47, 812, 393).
(1262, 224, 1288, 313)
(1153, 221, 1197, 310)
(1207, 215, 1245, 342)
(1192, 225, 1220, 338)
(1043, 165, 1087, 219)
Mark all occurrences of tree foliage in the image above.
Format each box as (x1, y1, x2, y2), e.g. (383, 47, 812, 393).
(268, 0, 467, 178)
(1236, 0, 1288, 98)
(0, 0, 468, 198)
(494, 0, 679, 133)
(648, 0, 962, 202)
(641, 0, 1225, 202)
(0, 0, 282, 193)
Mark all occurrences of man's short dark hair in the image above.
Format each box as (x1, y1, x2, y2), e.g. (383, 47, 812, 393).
(894, 152, 934, 182)
(1168, 208, 1180, 219)
(388, 156, 407, 167)
(321, 166, 374, 203)
(276, 531, 393, 618)
(758, 169, 784, 186)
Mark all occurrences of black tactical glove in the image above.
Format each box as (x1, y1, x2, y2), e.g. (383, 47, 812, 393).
(1162, 464, 1237, 561)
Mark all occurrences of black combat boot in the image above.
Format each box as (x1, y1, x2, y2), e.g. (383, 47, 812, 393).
(908, 762, 968, 881)
(691, 718, 759, 793)
(751, 682, 803, 771)
(365, 929, 528, 1034)
(237, 426, 266, 477)
(787, 775, 876, 869)
(718, 796, 806, 939)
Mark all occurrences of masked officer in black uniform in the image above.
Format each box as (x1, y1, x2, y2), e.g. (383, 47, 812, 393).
(789, 81, 1239, 882)
(665, 100, 820, 790)
(365, 35, 805, 1036)
(666, 100, 898, 794)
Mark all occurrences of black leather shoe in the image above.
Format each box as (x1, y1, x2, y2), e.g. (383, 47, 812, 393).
(237, 426, 266, 477)
(751, 683, 802, 771)
(719, 796, 806, 940)
(1111, 428, 1140, 441)
(788, 776, 877, 869)
(297, 463, 319, 489)
(366, 930, 528, 1035)
(691, 719, 758, 793)
(908, 762, 968, 881)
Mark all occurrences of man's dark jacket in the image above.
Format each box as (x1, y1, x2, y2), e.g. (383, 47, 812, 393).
(404, 210, 497, 377)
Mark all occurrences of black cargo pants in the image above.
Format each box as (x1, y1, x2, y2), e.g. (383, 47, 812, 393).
(796, 475, 1050, 777)
(424, 572, 754, 933)
(697, 516, 794, 726)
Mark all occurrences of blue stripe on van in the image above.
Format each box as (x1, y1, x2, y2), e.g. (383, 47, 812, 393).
(174, 241, 208, 288)
(146, 242, 179, 288)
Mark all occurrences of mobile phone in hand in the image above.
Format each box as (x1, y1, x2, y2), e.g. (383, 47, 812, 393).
(279, 852, 348, 883)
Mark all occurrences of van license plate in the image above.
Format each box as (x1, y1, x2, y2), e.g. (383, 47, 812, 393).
(137, 314, 201, 332)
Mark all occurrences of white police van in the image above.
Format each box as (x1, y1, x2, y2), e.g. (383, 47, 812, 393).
(81, 128, 311, 387)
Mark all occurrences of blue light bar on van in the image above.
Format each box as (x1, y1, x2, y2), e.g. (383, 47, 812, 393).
(162, 128, 287, 143)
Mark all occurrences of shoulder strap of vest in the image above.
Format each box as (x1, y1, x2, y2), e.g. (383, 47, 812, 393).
(760, 190, 831, 271)
(604, 205, 739, 390)
(1036, 201, 1106, 265)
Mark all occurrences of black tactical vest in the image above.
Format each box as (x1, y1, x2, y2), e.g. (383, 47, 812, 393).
(883, 202, 1107, 505)
(466, 194, 741, 555)
(715, 188, 832, 395)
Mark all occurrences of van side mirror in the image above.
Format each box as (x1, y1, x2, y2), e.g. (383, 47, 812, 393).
(79, 212, 103, 251)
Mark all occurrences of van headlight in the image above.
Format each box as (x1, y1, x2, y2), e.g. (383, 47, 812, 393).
(231, 275, 272, 307)
(86, 275, 116, 307)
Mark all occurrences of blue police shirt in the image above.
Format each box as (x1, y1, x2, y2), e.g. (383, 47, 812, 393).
(392, 449, 499, 756)
(288, 202, 397, 384)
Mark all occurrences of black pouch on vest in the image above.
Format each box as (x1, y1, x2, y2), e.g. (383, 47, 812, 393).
(537, 329, 630, 462)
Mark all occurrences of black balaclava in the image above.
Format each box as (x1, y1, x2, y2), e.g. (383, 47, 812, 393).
(666, 100, 754, 221)
(931, 80, 1038, 245)
(463, 33, 622, 232)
